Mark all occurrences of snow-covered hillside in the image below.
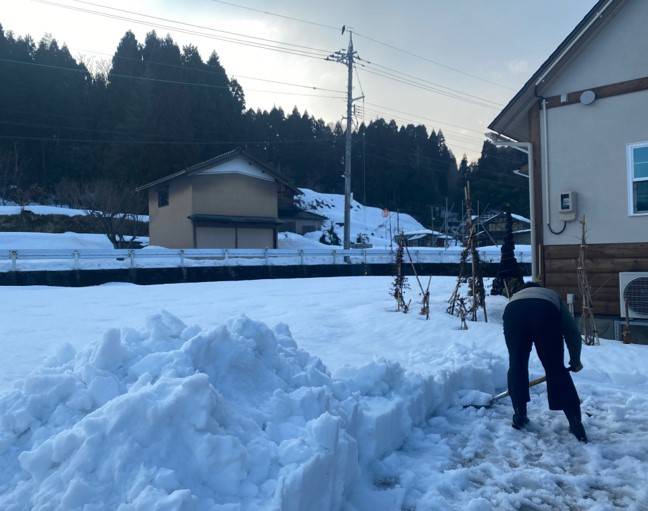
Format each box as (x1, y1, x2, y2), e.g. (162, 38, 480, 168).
(296, 188, 426, 247)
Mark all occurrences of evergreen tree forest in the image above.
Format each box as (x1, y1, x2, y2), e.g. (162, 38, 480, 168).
(0, 24, 528, 223)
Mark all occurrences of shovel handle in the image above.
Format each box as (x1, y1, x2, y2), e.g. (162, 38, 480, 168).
(491, 368, 573, 403)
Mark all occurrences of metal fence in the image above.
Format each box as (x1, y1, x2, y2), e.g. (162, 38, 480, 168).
(0, 247, 530, 272)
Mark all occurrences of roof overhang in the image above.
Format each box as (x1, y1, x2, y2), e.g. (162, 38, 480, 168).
(189, 214, 282, 227)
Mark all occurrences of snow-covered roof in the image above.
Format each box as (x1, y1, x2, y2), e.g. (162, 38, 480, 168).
(401, 229, 454, 239)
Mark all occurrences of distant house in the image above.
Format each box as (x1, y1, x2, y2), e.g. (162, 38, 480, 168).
(489, 0, 648, 319)
(474, 212, 530, 246)
(278, 206, 327, 235)
(137, 148, 303, 249)
(397, 229, 455, 248)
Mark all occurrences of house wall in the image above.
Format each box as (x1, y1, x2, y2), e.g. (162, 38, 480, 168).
(148, 177, 194, 248)
(542, 88, 648, 245)
(542, 0, 648, 97)
(532, 1, 648, 317)
(191, 174, 278, 217)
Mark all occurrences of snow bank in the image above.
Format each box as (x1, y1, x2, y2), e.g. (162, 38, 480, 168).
(0, 311, 508, 510)
(0, 232, 149, 250)
(277, 231, 327, 249)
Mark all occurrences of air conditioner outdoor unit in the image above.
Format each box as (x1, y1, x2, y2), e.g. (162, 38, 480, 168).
(619, 272, 648, 319)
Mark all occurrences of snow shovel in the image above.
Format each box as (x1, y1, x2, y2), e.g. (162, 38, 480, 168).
(465, 368, 574, 409)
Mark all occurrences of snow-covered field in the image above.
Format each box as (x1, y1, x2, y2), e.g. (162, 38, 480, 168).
(1, 277, 647, 509)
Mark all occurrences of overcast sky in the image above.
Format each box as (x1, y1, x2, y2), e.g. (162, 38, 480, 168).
(3, 0, 597, 160)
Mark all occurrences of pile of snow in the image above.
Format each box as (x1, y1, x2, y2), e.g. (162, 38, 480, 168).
(296, 188, 427, 247)
(0, 310, 506, 510)
(277, 231, 328, 249)
(0, 232, 148, 250)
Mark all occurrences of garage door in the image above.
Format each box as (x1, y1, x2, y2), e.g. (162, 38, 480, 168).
(195, 227, 236, 248)
(237, 228, 274, 248)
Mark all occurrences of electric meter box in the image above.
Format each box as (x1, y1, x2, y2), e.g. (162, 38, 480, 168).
(559, 191, 577, 221)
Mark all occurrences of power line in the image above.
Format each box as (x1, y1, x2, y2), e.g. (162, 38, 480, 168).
(357, 63, 501, 110)
(353, 31, 514, 91)
(71, 46, 345, 93)
(67, 0, 333, 55)
(203, 0, 513, 91)
(363, 102, 487, 136)
(0, 134, 341, 145)
(32, 0, 331, 61)
(208, 0, 340, 31)
(0, 57, 346, 99)
(358, 57, 504, 108)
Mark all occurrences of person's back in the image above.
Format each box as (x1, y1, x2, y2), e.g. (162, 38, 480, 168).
(503, 283, 587, 442)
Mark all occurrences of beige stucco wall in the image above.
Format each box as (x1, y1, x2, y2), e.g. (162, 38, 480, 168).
(191, 173, 278, 217)
(148, 176, 194, 248)
(542, 0, 648, 97)
(542, 88, 648, 245)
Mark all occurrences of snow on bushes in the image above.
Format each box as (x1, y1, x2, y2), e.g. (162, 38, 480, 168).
(0, 312, 506, 510)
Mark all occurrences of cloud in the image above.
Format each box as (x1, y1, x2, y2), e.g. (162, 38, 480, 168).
(507, 59, 530, 75)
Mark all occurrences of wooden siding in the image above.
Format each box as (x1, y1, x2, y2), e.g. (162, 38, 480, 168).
(545, 76, 648, 109)
(544, 242, 648, 316)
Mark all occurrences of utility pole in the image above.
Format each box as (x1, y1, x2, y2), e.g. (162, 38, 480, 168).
(327, 28, 361, 250)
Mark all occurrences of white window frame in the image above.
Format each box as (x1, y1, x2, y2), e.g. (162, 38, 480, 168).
(627, 141, 648, 216)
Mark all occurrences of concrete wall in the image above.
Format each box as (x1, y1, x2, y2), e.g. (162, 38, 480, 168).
(542, 88, 648, 245)
(542, 0, 648, 97)
(191, 173, 278, 217)
(148, 177, 194, 248)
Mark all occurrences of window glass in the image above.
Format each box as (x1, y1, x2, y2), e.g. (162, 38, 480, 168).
(158, 187, 169, 208)
(633, 146, 648, 179)
(633, 181, 648, 213)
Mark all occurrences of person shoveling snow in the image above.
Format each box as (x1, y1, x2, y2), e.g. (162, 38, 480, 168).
(503, 282, 587, 442)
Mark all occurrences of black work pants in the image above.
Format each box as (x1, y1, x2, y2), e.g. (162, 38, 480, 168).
(503, 299, 580, 415)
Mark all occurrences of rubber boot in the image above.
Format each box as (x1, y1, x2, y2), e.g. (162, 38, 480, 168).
(512, 403, 529, 430)
(565, 408, 588, 443)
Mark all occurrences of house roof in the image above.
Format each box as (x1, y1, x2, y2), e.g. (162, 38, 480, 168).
(401, 229, 454, 239)
(278, 207, 328, 221)
(474, 212, 530, 225)
(488, 0, 620, 139)
(136, 147, 299, 193)
(189, 214, 282, 226)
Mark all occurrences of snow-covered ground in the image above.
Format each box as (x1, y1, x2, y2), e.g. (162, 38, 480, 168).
(1, 277, 647, 509)
(0, 231, 149, 250)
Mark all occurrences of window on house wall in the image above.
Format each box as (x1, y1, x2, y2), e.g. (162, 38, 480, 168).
(158, 185, 169, 208)
(628, 143, 648, 215)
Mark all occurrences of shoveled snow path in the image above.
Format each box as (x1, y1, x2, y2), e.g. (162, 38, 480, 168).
(374, 379, 648, 511)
